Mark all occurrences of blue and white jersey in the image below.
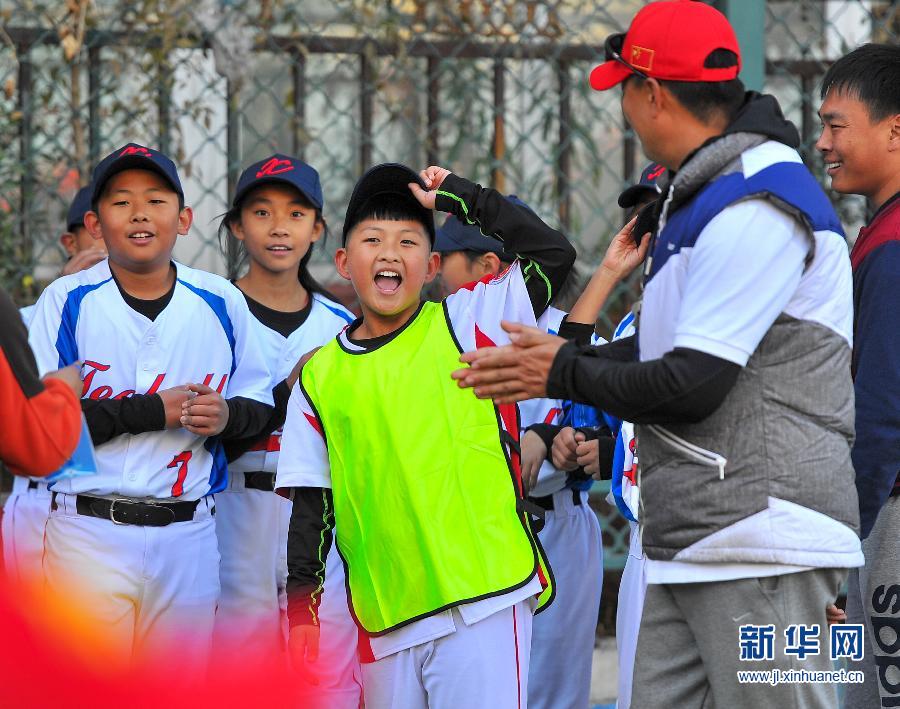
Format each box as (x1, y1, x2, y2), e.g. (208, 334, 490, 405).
(19, 304, 36, 328)
(606, 312, 638, 522)
(228, 292, 353, 477)
(27, 259, 273, 500)
(640, 140, 852, 366)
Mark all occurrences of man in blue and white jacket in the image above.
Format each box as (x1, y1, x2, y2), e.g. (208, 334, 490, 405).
(455, 3, 862, 708)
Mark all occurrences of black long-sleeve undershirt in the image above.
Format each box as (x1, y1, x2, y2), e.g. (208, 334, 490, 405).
(83, 393, 274, 446)
(223, 379, 292, 462)
(286, 486, 334, 628)
(82, 394, 166, 445)
(526, 422, 563, 451)
(557, 318, 596, 345)
(547, 335, 742, 425)
(526, 422, 616, 481)
(219, 396, 276, 441)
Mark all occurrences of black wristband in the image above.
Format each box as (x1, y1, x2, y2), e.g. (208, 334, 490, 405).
(525, 423, 561, 452)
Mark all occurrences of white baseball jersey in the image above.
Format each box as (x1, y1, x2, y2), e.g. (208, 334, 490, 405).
(214, 289, 359, 701)
(27, 259, 273, 500)
(19, 304, 36, 327)
(607, 313, 640, 523)
(228, 293, 353, 476)
(519, 306, 566, 498)
(525, 307, 604, 709)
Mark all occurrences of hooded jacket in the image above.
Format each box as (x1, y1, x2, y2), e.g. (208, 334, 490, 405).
(635, 94, 861, 567)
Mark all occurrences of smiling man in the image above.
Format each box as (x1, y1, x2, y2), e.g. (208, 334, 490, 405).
(454, 2, 862, 707)
(816, 43, 900, 709)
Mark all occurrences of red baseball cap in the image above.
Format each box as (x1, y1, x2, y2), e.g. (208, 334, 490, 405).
(590, 0, 741, 91)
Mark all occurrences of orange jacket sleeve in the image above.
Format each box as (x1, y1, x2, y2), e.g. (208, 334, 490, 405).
(0, 288, 82, 477)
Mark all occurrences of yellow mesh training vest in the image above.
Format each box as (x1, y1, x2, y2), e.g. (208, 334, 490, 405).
(301, 301, 548, 635)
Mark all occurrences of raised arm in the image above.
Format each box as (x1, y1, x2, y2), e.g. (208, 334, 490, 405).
(565, 215, 650, 327)
(411, 167, 576, 316)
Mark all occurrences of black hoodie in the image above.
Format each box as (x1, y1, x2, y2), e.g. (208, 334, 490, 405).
(724, 92, 800, 147)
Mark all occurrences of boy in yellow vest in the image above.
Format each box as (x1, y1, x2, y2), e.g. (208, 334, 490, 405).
(275, 163, 575, 708)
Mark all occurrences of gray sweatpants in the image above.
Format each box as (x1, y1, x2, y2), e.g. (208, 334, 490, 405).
(844, 495, 900, 708)
(631, 568, 846, 709)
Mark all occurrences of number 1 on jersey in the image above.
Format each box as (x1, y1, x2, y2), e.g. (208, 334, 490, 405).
(167, 451, 192, 497)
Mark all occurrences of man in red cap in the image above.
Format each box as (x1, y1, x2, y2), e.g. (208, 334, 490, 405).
(453, 2, 861, 707)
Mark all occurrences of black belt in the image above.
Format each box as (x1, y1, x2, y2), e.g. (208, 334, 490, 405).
(28, 480, 45, 490)
(244, 471, 276, 492)
(52, 492, 205, 527)
(529, 488, 584, 511)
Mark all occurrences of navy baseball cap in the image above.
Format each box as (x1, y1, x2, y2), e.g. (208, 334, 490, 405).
(342, 163, 434, 245)
(434, 193, 530, 260)
(618, 163, 666, 208)
(90, 143, 184, 206)
(66, 186, 92, 230)
(232, 154, 324, 210)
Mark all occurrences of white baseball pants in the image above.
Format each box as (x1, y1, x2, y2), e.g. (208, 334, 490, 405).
(528, 489, 603, 709)
(616, 521, 648, 709)
(213, 484, 291, 662)
(2, 477, 51, 584)
(361, 601, 533, 709)
(43, 493, 220, 684)
(215, 483, 362, 707)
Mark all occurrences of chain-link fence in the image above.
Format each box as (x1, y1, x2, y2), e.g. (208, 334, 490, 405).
(1, 0, 649, 320)
(2, 0, 897, 575)
(763, 0, 898, 236)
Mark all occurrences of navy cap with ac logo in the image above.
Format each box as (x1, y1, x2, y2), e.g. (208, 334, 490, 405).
(232, 154, 324, 210)
(66, 186, 93, 230)
(90, 143, 184, 206)
(618, 162, 667, 208)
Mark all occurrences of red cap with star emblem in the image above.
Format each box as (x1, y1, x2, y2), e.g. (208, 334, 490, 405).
(589, 0, 741, 91)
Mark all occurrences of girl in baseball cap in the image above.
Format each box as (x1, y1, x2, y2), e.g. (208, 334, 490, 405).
(219, 154, 333, 300)
(214, 155, 360, 702)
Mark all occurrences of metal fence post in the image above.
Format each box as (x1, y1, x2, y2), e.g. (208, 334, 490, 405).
(88, 45, 102, 168)
(157, 60, 172, 155)
(716, 0, 766, 92)
(360, 48, 374, 173)
(426, 55, 440, 168)
(225, 77, 240, 279)
(557, 59, 571, 234)
(17, 42, 33, 268)
(491, 58, 505, 192)
(291, 47, 306, 160)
